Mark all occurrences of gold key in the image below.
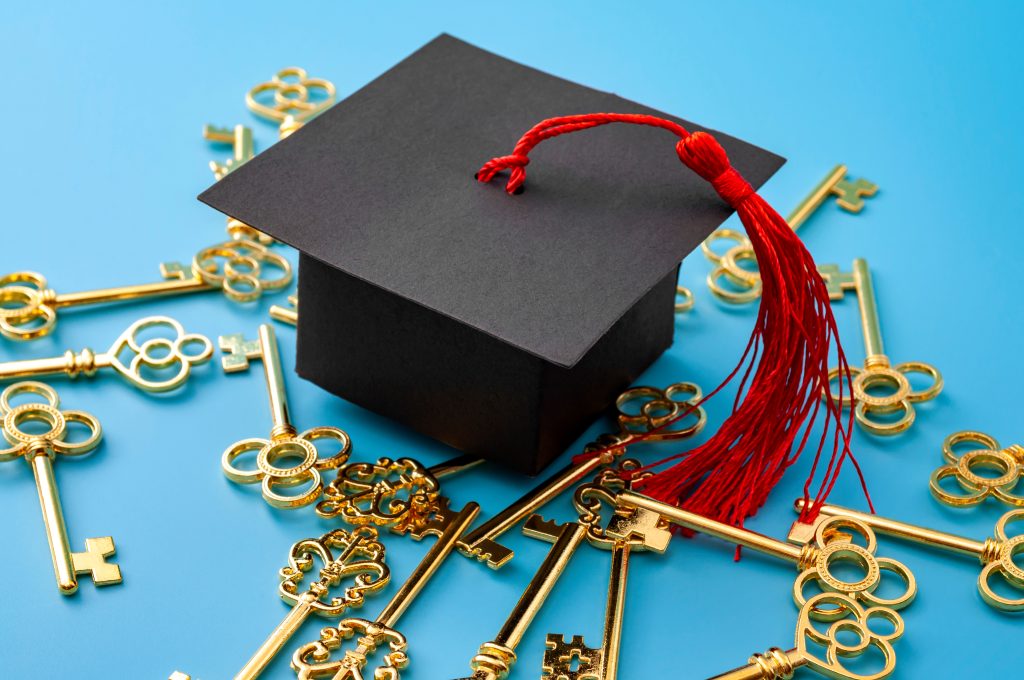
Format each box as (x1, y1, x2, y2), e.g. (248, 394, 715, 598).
(220, 324, 352, 508)
(246, 67, 336, 139)
(930, 430, 1024, 507)
(317, 453, 484, 533)
(703, 165, 877, 304)
(291, 500, 481, 679)
(542, 461, 653, 680)
(0, 316, 213, 393)
(604, 490, 916, 613)
(0, 240, 291, 340)
(459, 515, 590, 680)
(0, 381, 120, 594)
(705, 591, 905, 680)
(203, 124, 274, 245)
(271, 295, 299, 326)
(234, 526, 390, 680)
(458, 383, 706, 569)
(793, 498, 1024, 612)
(819, 257, 942, 435)
(674, 285, 694, 313)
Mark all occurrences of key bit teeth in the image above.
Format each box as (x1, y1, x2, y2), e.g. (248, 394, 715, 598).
(71, 536, 122, 586)
(459, 538, 514, 570)
(523, 515, 566, 541)
(542, 634, 602, 680)
(605, 508, 672, 553)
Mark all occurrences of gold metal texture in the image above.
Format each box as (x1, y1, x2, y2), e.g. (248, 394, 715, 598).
(929, 430, 1024, 507)
(0, 381, 120, 594)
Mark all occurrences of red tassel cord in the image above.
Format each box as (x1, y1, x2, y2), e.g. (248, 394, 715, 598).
(477, 113, 872, 533)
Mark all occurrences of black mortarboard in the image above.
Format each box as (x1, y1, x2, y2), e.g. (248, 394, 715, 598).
(199, 34, 784, 474)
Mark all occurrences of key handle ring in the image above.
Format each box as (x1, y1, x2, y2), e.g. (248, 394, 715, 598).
(279, 527, 389, 617)
(291, 618, 409, 680)
(795, 592, 903, 680)
(614, 382, 707, 442)
(316, 456, 441, 531)
(825, 359, 943, 436)
(192, 239, 292, 303)
(106, 316, 214, 393)
(222, 426, 352, 509)
(930, 431, 1024, 507)
(246, 67, 336, 125)
(701, 229, 763, 304)
(0, 272, 58, 340)
(978, 510, 1024, 612)
(0, 382, 102, 462)
(795, 516, 916, 616)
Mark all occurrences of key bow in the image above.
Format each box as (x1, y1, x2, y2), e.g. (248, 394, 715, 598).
(317, 457, 442, 531)
(793, 516, 916, 615)
(0, 382, 102, 461)
(246, 67, 336, 128)
(0, 272, 58, 340)
(292, 618, 409, 680)
(978, 510, 1024, 611)
(191, 238, 292, 302)
(930, 430, 1024, 507)
(280, 527, 389, 617)
(795, 592, 903, 680)
(105, 316, 214, 392)
(614, 382, 706, 442)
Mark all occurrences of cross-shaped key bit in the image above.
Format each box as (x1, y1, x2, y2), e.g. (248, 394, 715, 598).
(71, 537, 121, 586)
(219, 333, 264, 372)
(830, 177, 878, 213)
(605, 505, 673, 553)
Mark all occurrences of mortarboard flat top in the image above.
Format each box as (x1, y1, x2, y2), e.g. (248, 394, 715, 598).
(200, 34, 784, 368)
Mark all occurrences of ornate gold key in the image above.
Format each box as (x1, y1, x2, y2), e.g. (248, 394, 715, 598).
(459, 515, 589, 680)
(705, 591, 905, 680)
(819, 257, 942, 435)
(220, 324, 352, 508)
(291, 500, 481, 679)
(0, 240, 291, 340)
(702, 165, 877, 304)
(0, 382, 121, 594)
(792, 499, 1024, 612)
(930, 430, 1024, 507)
(317, 453, 484, 533)
(271, 295, 299, 326)
(246, 67, 336, 139)
(604, 491, 916, 613)
(234, 527, 390, 680)
(0, 316, 213, 393)
(203, 124, 274, 245)
(458, 383, 706, 569)
(542, 461, 652, 680)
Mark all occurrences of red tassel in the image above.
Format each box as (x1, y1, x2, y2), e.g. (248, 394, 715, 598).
(477, 113, 871, 532)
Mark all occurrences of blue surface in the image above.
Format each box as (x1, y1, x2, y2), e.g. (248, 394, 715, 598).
(1, 2, 1022, 678)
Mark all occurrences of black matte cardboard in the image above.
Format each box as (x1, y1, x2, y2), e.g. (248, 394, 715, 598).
(199, 34, 785, 474)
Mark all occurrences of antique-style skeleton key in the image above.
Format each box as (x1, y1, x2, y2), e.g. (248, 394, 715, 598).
(271, 295, 299, 326)
(0, 239, 291, 340)
(203, 123, 274, 244)
(542, 461, 654, 680)
(930, 430, 1024, 507)
(317, 453, 484, 533)
(705, 592, 905, 680)
(793, 498, 1024, 612)
(702, 165, 877, 304)
(0, 382, 121, 594)
(290, 500, 481, 679)
(674, 285, 694, 313)
(0, 316, 213, 393)
(220, 324, 352, 508)
(604, 491, 916, 613)
(458, 515, 589, 680)
(818, 257, 942, 435)
(458, 383, 706, 569)
(234, 526, 390, 680)
(246, 67, 336, 139)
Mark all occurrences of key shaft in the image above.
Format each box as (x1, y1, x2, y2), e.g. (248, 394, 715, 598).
(785, 164, 849, 231)
(32, 451, 78, 593)
(236, 591, 319, 680)
(270, 295, 298, 326)
(617, 490, 803, 563)
(53, 275, 212, 309)
(795, 499, 984, 558)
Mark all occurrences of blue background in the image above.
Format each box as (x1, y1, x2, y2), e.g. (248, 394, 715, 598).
(1, 2, 1021, 677)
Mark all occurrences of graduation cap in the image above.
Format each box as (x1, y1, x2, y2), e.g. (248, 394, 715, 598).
(200, 35, 858, 528)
